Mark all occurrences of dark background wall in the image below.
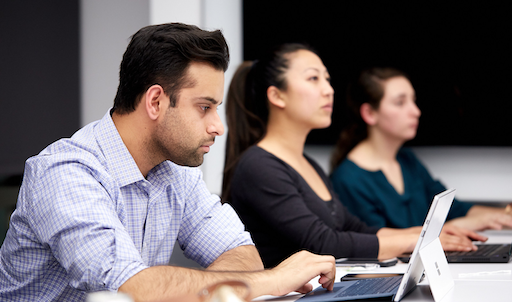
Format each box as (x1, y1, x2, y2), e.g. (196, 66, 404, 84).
(243, 1, 511, 146)
(0, 0, 79, 242)
(0, 0, 80, 178)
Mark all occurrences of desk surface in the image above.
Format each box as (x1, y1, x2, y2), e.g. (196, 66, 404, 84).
(255, 230, 512, 302)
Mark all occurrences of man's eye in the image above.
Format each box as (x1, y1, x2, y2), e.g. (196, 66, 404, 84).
(200, 106, 210, 111)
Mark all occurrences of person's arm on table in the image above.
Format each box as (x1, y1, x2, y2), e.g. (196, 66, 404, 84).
(206, 245, 264, 271)
(376, 228, 419, 259)
(447, 205, 512, 231)
(376, 225, 488, 259)
(118, 250, 335, 302)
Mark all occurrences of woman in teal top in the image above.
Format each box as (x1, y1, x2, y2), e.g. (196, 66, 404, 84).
(331, 148, 471, 228)
(330, 67, 512, 231)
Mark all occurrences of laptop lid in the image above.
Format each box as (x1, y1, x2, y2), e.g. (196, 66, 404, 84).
(297, 189, 456, 302)
(394, 188, 455, 301)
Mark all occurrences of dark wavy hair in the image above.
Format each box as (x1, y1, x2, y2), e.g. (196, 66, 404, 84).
(113, 23, 229, 114)
(330, 67, 408, 172)
(221, 43, 316, 202)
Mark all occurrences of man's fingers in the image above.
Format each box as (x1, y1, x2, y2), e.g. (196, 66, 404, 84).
(295, 283, 313, 294)
(273, 251, 336, 297)
(306, 254, 335, 292)
(319, 274, 335, 291)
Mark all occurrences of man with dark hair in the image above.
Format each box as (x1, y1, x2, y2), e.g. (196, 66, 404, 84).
(0, 23, 334, 301)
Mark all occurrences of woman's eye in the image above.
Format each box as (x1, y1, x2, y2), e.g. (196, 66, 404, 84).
(308, 76, 319, 81)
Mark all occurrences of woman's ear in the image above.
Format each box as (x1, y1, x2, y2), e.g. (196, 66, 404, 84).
(267, 86, 286, 109)
(360, 103, 378, 126)
(144, 85, 166, 121)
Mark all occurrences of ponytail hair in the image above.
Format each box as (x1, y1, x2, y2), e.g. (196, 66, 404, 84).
(330, 67, 409, 173)
(221, 43, 316, 202)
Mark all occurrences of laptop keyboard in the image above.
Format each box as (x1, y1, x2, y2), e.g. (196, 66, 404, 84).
(446, 244, 507, 256)
(334, 276, 402, 297)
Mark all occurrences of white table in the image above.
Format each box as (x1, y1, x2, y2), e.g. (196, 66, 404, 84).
(255, 230, 512, 302)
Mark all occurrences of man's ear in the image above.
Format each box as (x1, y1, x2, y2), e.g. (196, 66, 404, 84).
(267, 86, 286, 109)
(144, 85, 166, 121)
(360, 103, 378, 126)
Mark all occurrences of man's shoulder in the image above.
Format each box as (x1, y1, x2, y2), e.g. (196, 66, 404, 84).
(25, 123, 109, 181)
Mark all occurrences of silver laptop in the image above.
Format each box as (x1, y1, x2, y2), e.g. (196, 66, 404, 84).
(298, 189, 456, 302)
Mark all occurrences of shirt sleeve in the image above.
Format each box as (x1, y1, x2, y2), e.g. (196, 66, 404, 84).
(22, 156, 148, 292)
(176, 167, 253, 267)
(231, 151, 379, 260)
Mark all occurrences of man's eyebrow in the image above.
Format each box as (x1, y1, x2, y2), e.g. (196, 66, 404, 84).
(197, 97, 222, 106)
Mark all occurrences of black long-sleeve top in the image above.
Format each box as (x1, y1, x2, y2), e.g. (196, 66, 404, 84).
(229, 146, 380, 268)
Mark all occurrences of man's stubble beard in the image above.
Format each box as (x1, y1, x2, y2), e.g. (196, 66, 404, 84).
(151, 127, 205, 168)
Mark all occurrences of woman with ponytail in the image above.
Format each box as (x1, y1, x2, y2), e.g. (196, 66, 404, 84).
(222, 45, 484, 268)
(330, 67, 512, 231)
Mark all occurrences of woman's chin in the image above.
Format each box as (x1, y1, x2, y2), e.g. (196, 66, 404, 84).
(403, 133, 417, 142)
(314, 118, 332, 130)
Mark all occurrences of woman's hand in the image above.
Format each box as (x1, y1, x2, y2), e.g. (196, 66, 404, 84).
(439, 224, 487, 252)
(377, 223, 489, 257)
(447, 205, 512, 232)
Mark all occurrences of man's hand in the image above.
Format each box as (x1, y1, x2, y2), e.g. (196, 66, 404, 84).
(267, 250, 336, 296)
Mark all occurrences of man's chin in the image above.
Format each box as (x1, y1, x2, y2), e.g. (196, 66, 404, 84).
(186, 160, 203, 168)
(170, 156, 204, 167)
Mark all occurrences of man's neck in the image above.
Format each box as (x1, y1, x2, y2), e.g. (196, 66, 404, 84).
(112, 111, 159, 178)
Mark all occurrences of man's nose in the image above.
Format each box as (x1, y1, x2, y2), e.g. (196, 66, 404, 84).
(207, 111, 225, 136)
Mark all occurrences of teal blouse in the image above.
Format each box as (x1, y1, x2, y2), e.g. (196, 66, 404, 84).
(330, 148, 473, 228)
